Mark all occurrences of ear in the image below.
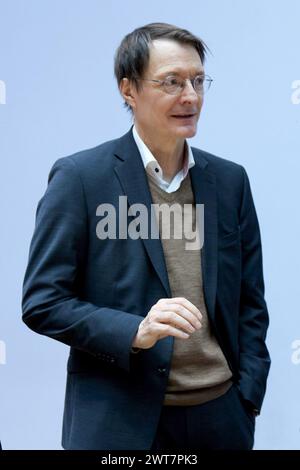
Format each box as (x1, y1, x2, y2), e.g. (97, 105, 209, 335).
(119, 78, 137, 110)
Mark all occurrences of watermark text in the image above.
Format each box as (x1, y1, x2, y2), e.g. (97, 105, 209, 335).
(291, 339, 300, 365)
(0, 340, 6, 365)
(96, 197, 204, 251)
(291, 80, 300, 105)
(0, 80, 6, 104)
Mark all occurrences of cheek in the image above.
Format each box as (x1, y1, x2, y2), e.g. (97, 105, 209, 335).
(160, 101, 179, 121)
(152, 105, 170, 123)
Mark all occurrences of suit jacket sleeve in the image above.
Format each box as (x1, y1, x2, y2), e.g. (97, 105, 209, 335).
(237, 166, 271, 411)
(22, 157, 143, 373)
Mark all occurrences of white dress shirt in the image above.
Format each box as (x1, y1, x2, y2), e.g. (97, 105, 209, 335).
(132, 125, 195, 193)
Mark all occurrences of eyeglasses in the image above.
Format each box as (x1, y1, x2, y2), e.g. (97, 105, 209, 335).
(138, 74, 213, 95)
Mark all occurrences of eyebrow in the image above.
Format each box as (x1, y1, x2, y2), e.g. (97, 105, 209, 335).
(157, 69, 205, 78)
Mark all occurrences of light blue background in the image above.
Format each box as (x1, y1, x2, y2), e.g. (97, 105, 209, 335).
(0, 0, 299, 449)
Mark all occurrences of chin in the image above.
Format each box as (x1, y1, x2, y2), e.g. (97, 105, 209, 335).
(173, 125, 197, 139)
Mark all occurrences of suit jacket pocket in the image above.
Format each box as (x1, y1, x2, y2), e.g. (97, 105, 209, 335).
(67, 350, 113, 375)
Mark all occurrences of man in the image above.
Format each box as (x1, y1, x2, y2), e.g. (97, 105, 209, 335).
(22, 23, 270, 450)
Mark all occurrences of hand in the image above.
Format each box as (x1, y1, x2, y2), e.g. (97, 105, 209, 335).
(131, 297, 202, 350)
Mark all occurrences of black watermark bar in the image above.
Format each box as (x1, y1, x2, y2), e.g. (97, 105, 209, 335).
(0, 450, 300, 466)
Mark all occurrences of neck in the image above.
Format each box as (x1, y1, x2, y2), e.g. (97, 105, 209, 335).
(135, 123, 186, 182)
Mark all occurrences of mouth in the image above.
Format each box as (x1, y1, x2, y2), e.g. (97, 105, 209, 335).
(171, 113, 197, 120)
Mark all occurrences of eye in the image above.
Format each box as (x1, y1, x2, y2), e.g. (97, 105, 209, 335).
(194, 75, 205, 86)
(164, 76, 181, 87)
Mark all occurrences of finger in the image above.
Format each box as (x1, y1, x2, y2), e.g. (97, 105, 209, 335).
(158, 297, 202, 322)
(156, 304, 202, 330)
(152, 310, 198, 334)
(155, 322, 191, 340)
(171, 297, 203, 320)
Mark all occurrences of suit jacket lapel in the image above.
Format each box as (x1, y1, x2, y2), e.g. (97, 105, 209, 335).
(190, 149, 218, 322)
(114, 129, 172, 298)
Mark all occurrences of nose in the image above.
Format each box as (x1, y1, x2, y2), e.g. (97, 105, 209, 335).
(180, 79, 200, 104)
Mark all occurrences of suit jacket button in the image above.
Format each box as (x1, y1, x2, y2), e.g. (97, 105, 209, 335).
(158, 368, 167, 375)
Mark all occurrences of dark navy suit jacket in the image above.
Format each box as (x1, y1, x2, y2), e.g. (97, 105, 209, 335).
(22, 128, 270, 450)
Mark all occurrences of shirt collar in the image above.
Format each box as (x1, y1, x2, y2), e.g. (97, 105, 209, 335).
(132, 125, 195, 192)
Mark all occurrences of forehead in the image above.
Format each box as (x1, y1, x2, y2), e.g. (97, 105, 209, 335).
(147, 39, 204, 76)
